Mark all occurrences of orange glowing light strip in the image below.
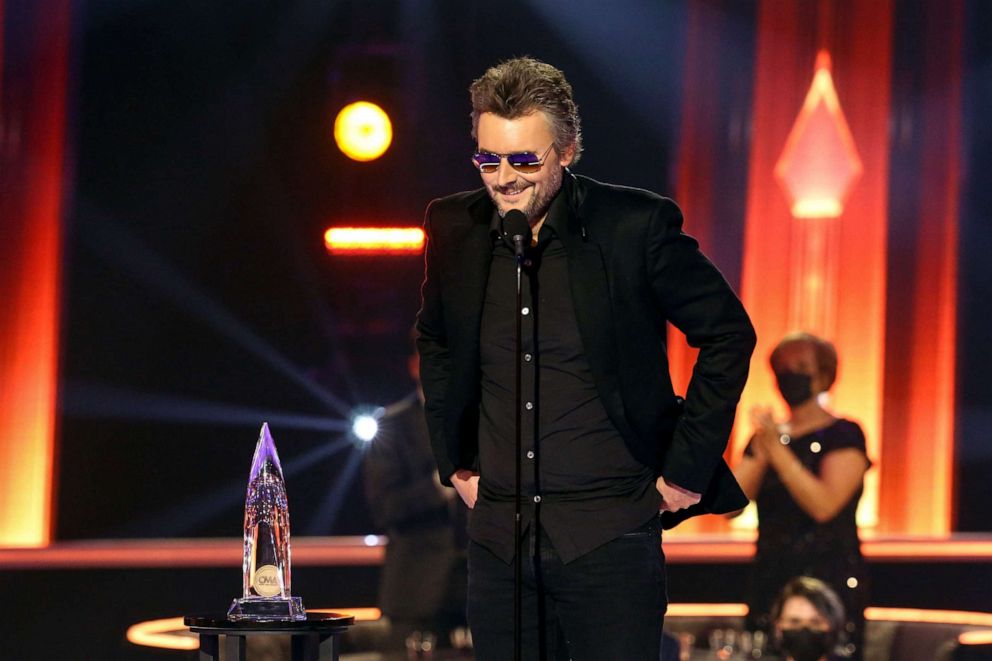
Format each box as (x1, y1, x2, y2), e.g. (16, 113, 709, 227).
(126, 617, 198, 651)
(667, 603, 749, 618)
(865, 608, 992, 628)
(0, 536, 385, 569)
(324, 227, 425, 254)
(310, 607, 382, 621)
(8, 536, 992, 570)
(666, 536, 992, 562)
(669, 605, 992, 628)
(960, 630, 992, 645)
(122, 606, 992, 650)
(861, 537, 992, 561)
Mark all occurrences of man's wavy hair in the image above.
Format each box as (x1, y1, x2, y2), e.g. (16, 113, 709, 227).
(469, 57, 583, 165)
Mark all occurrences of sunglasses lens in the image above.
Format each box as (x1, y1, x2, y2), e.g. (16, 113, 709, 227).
(472, 152, 500, 172)
(507, 153, 541, 173)
(472, 150, 546, 173)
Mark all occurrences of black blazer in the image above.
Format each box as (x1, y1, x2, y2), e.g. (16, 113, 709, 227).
(416, 173, 756, 527)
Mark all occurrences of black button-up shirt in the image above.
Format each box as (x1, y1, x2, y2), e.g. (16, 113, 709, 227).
(469, 190, 661, 564)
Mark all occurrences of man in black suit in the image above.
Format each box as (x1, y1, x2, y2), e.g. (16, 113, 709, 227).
(416, 57, 756, 661)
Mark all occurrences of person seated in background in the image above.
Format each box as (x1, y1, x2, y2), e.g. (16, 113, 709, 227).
(732, 332, 870, 659)
(362, 344, 468, 656)
(771, 576, 848, 661)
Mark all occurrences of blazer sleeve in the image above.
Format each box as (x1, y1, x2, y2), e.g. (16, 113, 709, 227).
(645, 200, 756, 494)
(415, 201, 458, 485)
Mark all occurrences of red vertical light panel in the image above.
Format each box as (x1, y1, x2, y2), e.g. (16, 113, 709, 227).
(668, 0, 713, 414)
(0, 0, 71, 546)
(668, 0, 737, 533)
(737, 0, 895, 530)
(877, 0, 962, 535)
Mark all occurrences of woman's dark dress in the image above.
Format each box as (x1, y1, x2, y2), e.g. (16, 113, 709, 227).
(745, 418, 870, 660)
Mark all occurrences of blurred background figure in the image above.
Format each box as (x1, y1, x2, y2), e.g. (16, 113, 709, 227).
(771, 576, 848, 661)
(363, 341, 469, 656)
(733, 332, 870, 659)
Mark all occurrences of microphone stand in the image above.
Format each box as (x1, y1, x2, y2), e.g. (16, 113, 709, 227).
(511, 232, 526, 661)
(500, 211, 529, 661)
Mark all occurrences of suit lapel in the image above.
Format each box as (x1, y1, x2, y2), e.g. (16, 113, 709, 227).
(449, 194, 494, 344)
(558, 221, 615, 377)
(555, 177, 636, 438)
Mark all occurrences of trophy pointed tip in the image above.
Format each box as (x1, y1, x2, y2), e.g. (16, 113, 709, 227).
(250, 422, 284, 479)
(259, 422, 274, 442)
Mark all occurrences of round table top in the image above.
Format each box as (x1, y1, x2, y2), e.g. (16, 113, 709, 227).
(185, 612, 355, 634)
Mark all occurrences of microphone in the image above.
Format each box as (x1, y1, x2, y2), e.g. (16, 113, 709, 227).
(503, 210, 532, 261)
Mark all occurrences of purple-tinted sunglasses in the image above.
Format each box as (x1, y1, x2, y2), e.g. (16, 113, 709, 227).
(471, 143, 555, 174)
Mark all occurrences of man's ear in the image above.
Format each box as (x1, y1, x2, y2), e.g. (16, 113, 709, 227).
(559, 143, 576, 167)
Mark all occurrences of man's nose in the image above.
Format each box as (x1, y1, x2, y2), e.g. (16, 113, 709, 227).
(496, 158, 517, 186)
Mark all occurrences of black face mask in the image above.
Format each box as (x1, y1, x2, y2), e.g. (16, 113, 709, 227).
(775, 370, 814, 408)
(779, 627, 832, 661)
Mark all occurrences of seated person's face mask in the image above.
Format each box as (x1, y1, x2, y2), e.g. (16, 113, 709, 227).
(778, 627, 832, 661)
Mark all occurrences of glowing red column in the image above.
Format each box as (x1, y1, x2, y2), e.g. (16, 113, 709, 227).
(737, 0, 895, 531)
(0, 0, 72, 546)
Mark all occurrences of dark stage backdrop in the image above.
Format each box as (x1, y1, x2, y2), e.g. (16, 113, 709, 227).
(54, 0, 992, 540)
(956, 0, 992, 531)
(56, 0, 689, 539)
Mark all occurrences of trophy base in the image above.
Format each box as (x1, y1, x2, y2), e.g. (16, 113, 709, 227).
(227, 596, 306, 621)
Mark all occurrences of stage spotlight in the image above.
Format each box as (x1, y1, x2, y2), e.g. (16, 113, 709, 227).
(351, 409, 382, 444)
(334, 101, 392, 162)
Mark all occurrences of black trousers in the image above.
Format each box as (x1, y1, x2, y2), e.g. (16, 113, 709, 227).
(467, 517, 667, 661)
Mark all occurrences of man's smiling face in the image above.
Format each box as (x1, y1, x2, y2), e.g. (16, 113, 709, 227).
(476, 111, 574, 226)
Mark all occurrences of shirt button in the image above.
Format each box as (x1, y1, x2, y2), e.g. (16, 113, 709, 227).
(533, 495, 542, 503)
(521, 307, 530, 315)
(526, 450, 535, 459)
(525, 401, 534, 411)
(524, 353, 533, 362)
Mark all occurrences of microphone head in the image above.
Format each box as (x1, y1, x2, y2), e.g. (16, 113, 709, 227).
(503, 210, 531, 243)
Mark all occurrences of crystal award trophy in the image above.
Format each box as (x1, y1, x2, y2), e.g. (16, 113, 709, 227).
(227, 423, 306, 621)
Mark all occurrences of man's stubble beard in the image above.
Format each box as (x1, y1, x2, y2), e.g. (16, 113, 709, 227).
(490, 165, 564, 225)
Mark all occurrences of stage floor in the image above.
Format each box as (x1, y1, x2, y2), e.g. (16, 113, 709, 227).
(4, 534, 992, 660)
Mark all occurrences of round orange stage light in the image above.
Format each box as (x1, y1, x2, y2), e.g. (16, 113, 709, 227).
(334, 101, 393, 162)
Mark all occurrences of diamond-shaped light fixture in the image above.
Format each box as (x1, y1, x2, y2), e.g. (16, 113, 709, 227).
(775, 51, 863, 219)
